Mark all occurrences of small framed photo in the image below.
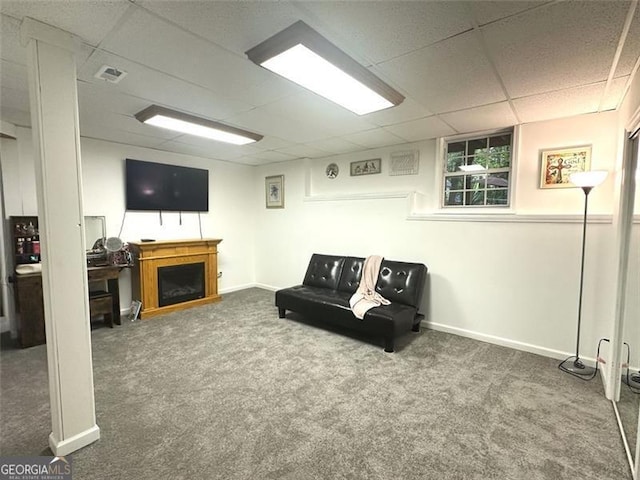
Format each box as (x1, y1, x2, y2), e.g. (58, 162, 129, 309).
(128, 300, 142, 322)
(540, 145, 591, 189)
(265, 175, 284, 208)
(350, 158, 381, 176)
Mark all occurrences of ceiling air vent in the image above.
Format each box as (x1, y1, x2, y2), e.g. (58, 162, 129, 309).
(94, 65, 127, 84)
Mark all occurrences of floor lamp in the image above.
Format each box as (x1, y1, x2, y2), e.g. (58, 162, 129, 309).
(559, 170, 608, 380)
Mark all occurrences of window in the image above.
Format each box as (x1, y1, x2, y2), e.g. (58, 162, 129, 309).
(443, 132, 513, 208)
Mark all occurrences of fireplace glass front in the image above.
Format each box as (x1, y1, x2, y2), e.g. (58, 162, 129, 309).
(157, 262, 205, 307)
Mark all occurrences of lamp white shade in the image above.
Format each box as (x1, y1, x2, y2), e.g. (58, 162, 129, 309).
(569, 170, 608, 188)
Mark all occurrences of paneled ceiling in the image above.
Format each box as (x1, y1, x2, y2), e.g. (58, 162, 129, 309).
(1, 0, 639, 166)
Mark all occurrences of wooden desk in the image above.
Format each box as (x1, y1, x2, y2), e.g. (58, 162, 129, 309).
(15, 265, 127, 347)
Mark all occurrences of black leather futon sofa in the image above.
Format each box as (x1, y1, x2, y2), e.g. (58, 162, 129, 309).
(275, 253, 428, 352)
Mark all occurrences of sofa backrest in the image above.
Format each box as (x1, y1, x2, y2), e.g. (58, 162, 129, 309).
(304, 254, 427, 309)
(376, 260, 427, 308)
(303, 254, 345, 290)
(337, 257, 365, 294)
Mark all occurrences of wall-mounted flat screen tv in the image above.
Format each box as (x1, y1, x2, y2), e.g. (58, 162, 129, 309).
(125, 158, 209, 212)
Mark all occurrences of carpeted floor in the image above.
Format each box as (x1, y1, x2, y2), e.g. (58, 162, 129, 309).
(0, 288, 631, 480)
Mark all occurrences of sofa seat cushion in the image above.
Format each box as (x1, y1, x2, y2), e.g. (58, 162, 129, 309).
(364, 303, 418, 335)
(276, 285, 351, 312)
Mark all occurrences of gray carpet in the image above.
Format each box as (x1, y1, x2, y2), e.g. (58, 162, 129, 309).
(0, 288, 631, 480)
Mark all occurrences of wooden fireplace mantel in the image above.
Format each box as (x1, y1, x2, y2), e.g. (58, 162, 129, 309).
(129, 238, 222, 319)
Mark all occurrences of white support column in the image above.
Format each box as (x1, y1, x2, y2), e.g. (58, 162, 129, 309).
(20, 18, 99, 455)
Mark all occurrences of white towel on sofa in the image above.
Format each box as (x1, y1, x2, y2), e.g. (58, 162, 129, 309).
(349, 255, 390, 320)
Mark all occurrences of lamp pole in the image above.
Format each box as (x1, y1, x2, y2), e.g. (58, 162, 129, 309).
(559, 170, 607, 380)
(573, 185, 591, 368)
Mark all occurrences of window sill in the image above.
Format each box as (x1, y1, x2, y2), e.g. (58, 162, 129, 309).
(407, 212, 614, 224)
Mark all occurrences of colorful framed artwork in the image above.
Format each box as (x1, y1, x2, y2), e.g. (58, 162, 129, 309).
(540, 145, 591, 189)
(265, 175, 284, 208)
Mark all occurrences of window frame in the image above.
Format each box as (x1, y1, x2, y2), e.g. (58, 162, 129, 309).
(439, 128, 517, 210)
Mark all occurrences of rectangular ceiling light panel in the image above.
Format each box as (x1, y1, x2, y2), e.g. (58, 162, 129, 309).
(246, 21, 404, 115)
(135, 105, 263, 145)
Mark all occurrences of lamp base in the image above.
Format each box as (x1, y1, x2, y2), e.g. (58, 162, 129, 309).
(559, 356, 596, 380)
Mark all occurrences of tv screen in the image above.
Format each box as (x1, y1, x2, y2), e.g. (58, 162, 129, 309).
(125, 159, 209, 212)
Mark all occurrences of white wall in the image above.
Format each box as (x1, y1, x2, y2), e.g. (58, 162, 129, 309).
(0, 110, 630, 367)
(1, 132, 257, 331)
(254, 111, 621, 363)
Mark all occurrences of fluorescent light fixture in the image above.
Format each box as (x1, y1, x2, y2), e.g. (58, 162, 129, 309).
(458, 164, 486, 172)
(569, 170, 608, 188)
(246, 21, 404, 115)
(135, 105, 263, 145)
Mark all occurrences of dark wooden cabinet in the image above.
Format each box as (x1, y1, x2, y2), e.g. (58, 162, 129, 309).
(9, 216, 45, 347)
(14, 266, 125, 347)
(15, 273, 46, 348)
(10, 216, 41, 265)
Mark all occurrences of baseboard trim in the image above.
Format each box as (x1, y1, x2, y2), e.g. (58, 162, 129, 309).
(253, 283, 278, 292)
(49, 424, 100, 456)
(425, 321, 598, 367)
(220, 283, 262, 294)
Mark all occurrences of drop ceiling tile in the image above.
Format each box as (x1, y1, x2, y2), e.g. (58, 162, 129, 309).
(305, 137, 363, 155)
(615, 5, 640, 78)
(257, 92, 375, 137)
(378, 30, 506, 114)
(384, 116, 456, 142)
(241, 76, 302, 108)
(465, 1, 551, 27)
(343, 128, 406, 149)
(225, 108, 332, 144)
(301, 1, 472, 64)
(250, 136, 295, 152)
(1, 12, 94, 70)
(77, 81, 150, 117)
(601, 76, 629, 111)
(276, 144, 331, 159)
(153, 140, 235, 162)
(79, 123, 167, 150)
(0, 1, 131, 47)
(482, 0, 628, 98)
(137, 1, 304, 56)
(512, 83, 604, 124)
(100, 8, 271, 99)
(439, 102, 517, 134)
(233, 156, 262, 166)
(365, 98, 434, 127)
(0, 14, 26, 65)
(78, 51, 254, 121)
(244, 151, 298, 163)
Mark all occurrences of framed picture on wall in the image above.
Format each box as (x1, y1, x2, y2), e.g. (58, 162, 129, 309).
(350, 158, 381, 176)
(265, 175, 284, 208)
(540, 145, 591, 189)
